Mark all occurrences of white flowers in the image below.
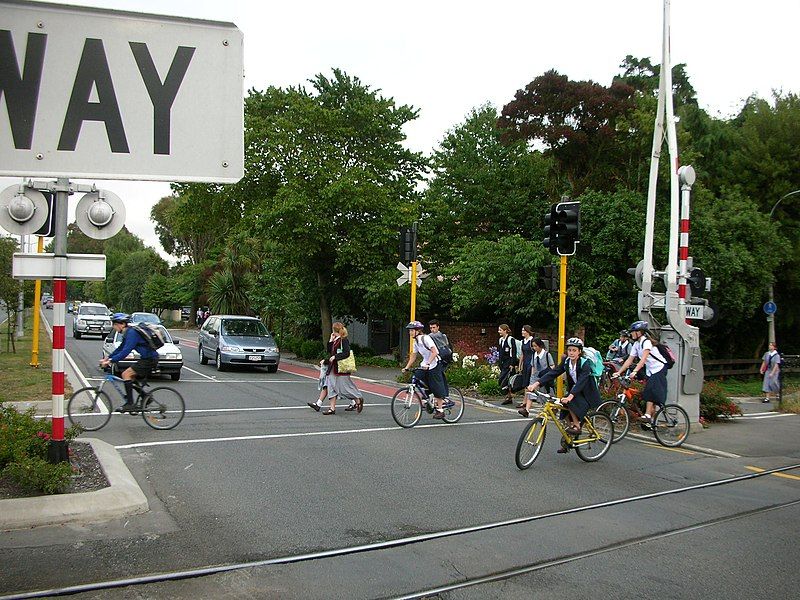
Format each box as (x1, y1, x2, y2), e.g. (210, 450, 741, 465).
(461, 354, 479, 369)
(490, 365, 501, 376)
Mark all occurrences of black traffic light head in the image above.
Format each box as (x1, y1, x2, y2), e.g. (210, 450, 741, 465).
(399, 227, 416, 263)
(538, 264, 559, 291)
(543, 205, 557, 255)
(553, 201, 580, 256)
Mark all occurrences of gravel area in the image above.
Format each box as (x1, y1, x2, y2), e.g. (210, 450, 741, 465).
(0, 441, 109, 499)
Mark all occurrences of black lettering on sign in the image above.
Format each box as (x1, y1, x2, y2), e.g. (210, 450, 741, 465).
(58, 38, 129, 153)
(0, 31, 47, 150)
(129, 42, 195, 155)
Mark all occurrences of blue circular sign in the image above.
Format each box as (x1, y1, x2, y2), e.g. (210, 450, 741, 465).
(764, 301, 777, 315)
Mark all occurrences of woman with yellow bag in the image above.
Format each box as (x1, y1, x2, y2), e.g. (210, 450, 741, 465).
(321, 322, 364, 415)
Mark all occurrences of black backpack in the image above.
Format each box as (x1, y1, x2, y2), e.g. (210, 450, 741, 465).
(424, 335, 453, 366)
(653, 343, 676, 369)
(130, 323, 165, 351)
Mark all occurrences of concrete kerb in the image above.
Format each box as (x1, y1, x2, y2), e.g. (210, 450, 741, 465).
(0, 437, 148, 531)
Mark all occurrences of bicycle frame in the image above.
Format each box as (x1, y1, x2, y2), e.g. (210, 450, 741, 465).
(97, 374, 146, 404)
(528, 393, 605, 447)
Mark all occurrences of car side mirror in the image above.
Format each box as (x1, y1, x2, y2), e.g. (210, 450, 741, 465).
(173, 340, 180, 346)
(105, 336, 114, 343)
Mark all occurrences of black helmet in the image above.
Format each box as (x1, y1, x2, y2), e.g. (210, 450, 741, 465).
(619, 329, 630, 337)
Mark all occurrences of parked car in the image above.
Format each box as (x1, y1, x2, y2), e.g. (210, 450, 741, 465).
(45, 299, 53, 309)
(180, 306, 191, 320)
(41, 293, 53, 306)
(198, 315, 280, 372)
(130, 312, 162, 325)
(72, 302, 112, 339)
(102, 324, 183, 381)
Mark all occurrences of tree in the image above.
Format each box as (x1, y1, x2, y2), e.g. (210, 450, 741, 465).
(0, 237, 21, 352)
(106, 249, 169, 312)
(498, 69, 636, 194)
(240, 69, 427, 342)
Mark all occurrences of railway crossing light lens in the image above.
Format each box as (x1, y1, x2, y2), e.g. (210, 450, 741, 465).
(8, 194, 35, 222)
(87, 200, 114, 227)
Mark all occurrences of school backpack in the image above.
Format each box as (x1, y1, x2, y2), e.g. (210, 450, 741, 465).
(130, 323, 165, 351)
(426, 335, 453, 366)
(581, 347, 605, 382)
(653, 342, 676, 369)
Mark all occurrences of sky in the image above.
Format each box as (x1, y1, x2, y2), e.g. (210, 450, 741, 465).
(3, 0, 800, 260)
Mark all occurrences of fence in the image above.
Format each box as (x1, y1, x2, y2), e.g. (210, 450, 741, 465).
(703, 354, 800, 378)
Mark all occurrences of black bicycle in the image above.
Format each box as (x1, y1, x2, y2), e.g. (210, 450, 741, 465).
(67, 373, 185, 431)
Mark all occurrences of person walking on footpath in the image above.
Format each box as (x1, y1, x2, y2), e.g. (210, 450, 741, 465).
(321, 322, 364, 415)
(497, 324, 518, 405)
(518, 325, 535, 399)
(761, 342, 781, 404)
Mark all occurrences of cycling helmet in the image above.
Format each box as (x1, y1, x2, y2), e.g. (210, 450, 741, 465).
(405, 320, 425, 330)
(619, 329, 630, 337)
(110, 312, 130, 324)
(566, 337, 584, 349)
(629, 320, 649, 332)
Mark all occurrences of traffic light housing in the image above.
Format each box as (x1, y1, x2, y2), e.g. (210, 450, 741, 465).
(538, 264, 559, 291)
(542, 201, 580, 256)
(399, 227, 417, 263)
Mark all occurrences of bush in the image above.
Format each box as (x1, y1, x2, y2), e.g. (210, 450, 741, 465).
(699, 381, 742, 422)
(0, 402, 78, 494)
(296, 339, 325, 360)
(478, 378, 502, 396)
(350, 343, 375, 357)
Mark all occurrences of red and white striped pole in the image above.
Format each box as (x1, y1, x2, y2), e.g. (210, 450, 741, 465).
(677, 166, 696, 324)
(48, 179, 70, 463)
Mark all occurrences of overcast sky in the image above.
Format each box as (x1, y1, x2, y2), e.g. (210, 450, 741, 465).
(4, 0, 800, 259)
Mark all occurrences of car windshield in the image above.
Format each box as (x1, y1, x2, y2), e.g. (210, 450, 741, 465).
(115, 325, 172, 344)
(221, 319, 269, 337)
(80, 306, 109, 316)
(132, 313, 160, 324)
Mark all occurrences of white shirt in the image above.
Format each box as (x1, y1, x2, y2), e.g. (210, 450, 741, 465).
(414, 334, 439, 369)
(631, 338, 665, 376)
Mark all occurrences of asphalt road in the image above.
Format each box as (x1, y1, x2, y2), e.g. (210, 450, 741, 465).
(1, 316, 799, 599)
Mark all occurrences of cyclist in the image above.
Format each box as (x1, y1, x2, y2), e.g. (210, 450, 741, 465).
(427, 319, 452, 400)
(613, 320, 668, 427)
(99, 313, 159, 413)
(402, 321, 447, 419)
(523, 337, 602, 453)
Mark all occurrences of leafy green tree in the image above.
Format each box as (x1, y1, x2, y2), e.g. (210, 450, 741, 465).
(0, 237, 21, 352)
(106, 249, 168, 312)
(240, 69, 427, 342)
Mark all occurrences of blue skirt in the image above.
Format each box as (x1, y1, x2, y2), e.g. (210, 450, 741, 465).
(642, 368, 668, 406)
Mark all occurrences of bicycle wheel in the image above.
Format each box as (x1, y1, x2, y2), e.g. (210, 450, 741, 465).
(653, 404, 690, 447)
(67, 387, 112, 432)
(575, 411, 613, 462)
(141, 386, 185, 430)
(597, 399, 630, 443)
(391, 387, 423, 428)
(441, 387, 465, 424)
(515, 417, 546, 469)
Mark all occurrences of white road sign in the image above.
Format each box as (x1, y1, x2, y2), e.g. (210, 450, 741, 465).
(0, 1, 243, 183)
(13, 252, 106, 280)
(396, 262, 425, 287)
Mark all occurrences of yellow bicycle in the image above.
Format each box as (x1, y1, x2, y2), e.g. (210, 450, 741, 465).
(515, 391, 614, 469)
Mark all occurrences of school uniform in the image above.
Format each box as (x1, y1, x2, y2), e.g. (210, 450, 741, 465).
(537, 356, 601, 421)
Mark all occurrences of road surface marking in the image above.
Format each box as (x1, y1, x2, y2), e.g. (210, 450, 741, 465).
(746, 466, 800, 481)
(640, 441, 695, 455)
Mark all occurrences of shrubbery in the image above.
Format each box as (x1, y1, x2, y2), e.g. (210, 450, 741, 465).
(699, 381, 742, 422)
(296, 339, 325, 360)
(0, 402, 78, 494)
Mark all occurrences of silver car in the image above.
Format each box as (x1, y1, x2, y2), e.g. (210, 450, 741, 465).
(102, 324, 184, 381)
(72, 302, 112, 339)
(198, 315, 280, 373)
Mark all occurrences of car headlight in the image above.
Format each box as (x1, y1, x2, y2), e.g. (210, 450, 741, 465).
(266, 346, 279, 353)
(220, 345, 241, 352)
(164, 353, 180, 360)
(77, 319, 85, 326)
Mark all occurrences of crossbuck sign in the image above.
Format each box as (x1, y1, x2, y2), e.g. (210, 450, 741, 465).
(0, 1, 244, 183)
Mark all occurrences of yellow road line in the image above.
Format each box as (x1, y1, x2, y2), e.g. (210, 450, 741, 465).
(746, 466, 800, 481)
(641, 441, 695, 455)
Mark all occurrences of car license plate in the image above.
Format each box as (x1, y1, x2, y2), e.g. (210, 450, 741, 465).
(248, 355, 262, 362)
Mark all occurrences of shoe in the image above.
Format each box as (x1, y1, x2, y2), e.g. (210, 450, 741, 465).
(344, 404, 357, 411)
(117, 403, 136, 413)
(565, 425, 581, 436)
(442, 399, 454, 409)
(516, 402, 525, 408)
(517, 408, 529, 418)
(762, 398, 771, 404)
(322, 409, 336, 415)
(432, 410, 445, 419)
(307, 402, 321, 412)
(356, 398, 364, 413)
(557, 439, 571, 454)
(638, 414, 652, 423)
(501, 398, 512, 406)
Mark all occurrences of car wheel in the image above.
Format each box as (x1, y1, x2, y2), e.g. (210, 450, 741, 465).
(215, 351, 226, 372)
(73, 331, 81, 339)
(199, 345, 208, 365)
(266, 365, 278, 373)
(171, 372, 181, 381)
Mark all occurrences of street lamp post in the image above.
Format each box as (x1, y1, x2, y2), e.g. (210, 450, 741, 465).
(766, 190, 800, 344)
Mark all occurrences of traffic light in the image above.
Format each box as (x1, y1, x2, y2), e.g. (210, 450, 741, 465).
(399, 227, 417, 263)
(543, 205, 557, 255)
(538, 264, 559, 291)
(33, 192, 55, 237)
(554, 201, 580, 256)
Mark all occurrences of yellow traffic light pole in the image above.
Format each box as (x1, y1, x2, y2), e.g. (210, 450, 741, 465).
(556, 254, 567, 397)
(408, 260, 418, 358)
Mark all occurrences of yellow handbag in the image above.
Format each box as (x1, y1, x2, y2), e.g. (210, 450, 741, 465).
(337, 351, 357, 374)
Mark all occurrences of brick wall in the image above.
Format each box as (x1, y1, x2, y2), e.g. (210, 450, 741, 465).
(439, 321, 560, 354)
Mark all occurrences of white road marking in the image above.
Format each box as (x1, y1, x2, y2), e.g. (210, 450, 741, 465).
(181, 365, 216, 380)
(114, 418, 522, 449)
(734, 412, 796, 420)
